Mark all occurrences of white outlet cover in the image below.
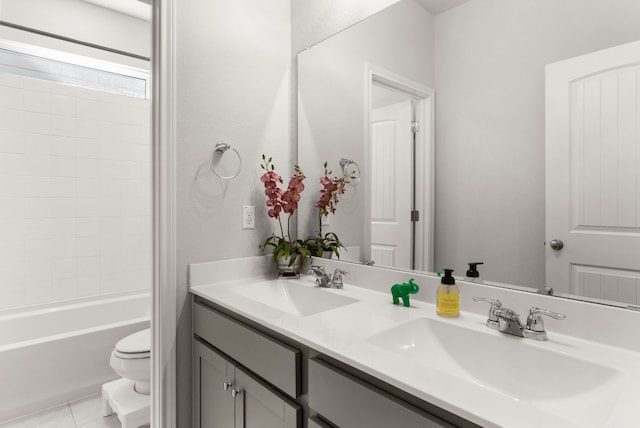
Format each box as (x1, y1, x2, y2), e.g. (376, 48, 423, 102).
(242, 205, 255, 229)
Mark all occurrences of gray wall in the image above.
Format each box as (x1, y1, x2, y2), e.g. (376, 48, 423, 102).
(175, 0, 290, 426)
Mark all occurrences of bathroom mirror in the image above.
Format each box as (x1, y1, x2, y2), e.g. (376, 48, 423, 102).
(297, 0, 640, 307)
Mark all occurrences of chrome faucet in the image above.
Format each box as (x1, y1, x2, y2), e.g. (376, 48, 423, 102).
(308, 266, 348, 289)
(474, 297, 565, 341)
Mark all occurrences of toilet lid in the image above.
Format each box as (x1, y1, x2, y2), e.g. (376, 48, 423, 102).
(115, 328, 150, 355)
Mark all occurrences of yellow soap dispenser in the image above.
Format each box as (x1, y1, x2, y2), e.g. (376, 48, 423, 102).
(437, 269, 460, 318)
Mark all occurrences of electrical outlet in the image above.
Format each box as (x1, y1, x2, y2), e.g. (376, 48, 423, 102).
(242, 205, 255, 229)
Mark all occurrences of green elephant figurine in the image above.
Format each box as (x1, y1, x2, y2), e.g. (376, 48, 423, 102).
(391, 278, 420, 307)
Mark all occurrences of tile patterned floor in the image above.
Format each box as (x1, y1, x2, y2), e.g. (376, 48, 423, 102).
(0, 394, 148, 428)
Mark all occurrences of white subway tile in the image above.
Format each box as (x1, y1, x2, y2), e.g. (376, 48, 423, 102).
(51, 277, 77, 301)
(99, 197, 122, 217)
(23, 90, 52, 113)
(76, 217, 101, 237)
(51, 156, 77, 177)
(77, 275, 100, 297)
(51, 237, 76, 259)
(23, 133, 51, 155)
(0, 197, 25, 219)
(0, 261, 25, 287)
(25, 279, 55, 305)
(0, 240, 25, 262)
(99, 140, 125, 161)
(51, 115, 76, 137)
(76, 178, 101, 198)
(0, 153, 24, 175)
(24, 260, 51, 282)
(0, 176, 24, 197)
(0, 219, 25, 241)
(100, 160, 121, 179)
(25, 238, 55, 260)
(51, 258, 76, 279)
(24, 198, 52, 219)
(100, 272, 123, 294)
(49, 177, 76, 197)
(101, 179, 124, 199)
(100, 217, 124, 236)
(51, 136, 75, 157)
(99, 235, 122, 255)
(0, 85, 24, 109)
(24, 176, 50, 197)
(0, 284, 25, 309)
(51, 198, 76, 218)
(51, 94, 77, 117)
(77, 158, 103, 178)
(75, 138, 101, 159)
(77, 236, 99, 257)
(77, 256, 100, 277)
(76, 198, 101, 217)
(0, 108, 24, 132)
(23, 111, 52, 134)
(22, 154, 51, 176)
(130, 143, 149, 162)
(100, 254, 123, 274)
(0, 130, 25, 154)
(24, 218, 74, 239)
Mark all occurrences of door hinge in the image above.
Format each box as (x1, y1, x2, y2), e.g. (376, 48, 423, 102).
(411, 121, 420, 133)
(411, 210, 420, 222)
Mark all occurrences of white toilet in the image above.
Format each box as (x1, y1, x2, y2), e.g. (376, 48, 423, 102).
(102, 328, 151, 428)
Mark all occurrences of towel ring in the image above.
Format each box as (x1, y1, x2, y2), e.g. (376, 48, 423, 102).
(340, 158, 360, 186)
(210, 143, 242, 180)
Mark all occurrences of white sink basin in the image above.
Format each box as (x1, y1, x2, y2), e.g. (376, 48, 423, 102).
(230, 279, 358, 317)
(367, 317, 622, 403)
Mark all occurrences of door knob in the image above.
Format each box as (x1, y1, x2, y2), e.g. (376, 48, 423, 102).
(549, 239, 564, 250)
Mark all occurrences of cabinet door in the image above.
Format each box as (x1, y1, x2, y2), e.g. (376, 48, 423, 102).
(236, 367, 301, 428)
(194, 340, 235, 428)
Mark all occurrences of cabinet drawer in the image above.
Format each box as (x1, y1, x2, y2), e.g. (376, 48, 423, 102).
(308, 359, 453, 428)
(193, 302, 301, 398)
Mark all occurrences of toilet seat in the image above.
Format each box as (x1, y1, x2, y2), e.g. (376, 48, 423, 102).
(113, 328, 150, 359)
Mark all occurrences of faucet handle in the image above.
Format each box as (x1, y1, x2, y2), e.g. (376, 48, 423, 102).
(331, 269, 348, 289)
(473, 297, 502, 330)
(526, 307, 566, 333)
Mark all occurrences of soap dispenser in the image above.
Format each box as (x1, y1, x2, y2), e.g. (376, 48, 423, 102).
(465, 262, 484, 283)
(437, 269, 460, 318)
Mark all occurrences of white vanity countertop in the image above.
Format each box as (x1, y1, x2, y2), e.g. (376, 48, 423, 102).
(190, 268, 640, 428)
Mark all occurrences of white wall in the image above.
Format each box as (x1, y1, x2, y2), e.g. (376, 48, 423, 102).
(434, 0, 640, 288)
(175, 0, 291, 426)
(0, 0, 150, 60)
(297, 0, 435, 255)
(0, 74, 151, 309)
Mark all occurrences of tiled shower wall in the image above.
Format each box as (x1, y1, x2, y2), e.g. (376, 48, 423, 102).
(0, 73, 151, 310)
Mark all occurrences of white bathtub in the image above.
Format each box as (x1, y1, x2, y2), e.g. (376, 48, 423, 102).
(0, 292, 150, 423)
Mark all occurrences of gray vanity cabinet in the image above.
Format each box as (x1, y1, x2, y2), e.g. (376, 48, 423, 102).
(193, 300, 302, 428)
(308, 358, 455, 428)
(194, 340, 300, 428)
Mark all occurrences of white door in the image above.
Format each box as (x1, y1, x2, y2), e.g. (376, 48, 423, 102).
(370, 100, 413, 269)
(546, 40, 640, 305)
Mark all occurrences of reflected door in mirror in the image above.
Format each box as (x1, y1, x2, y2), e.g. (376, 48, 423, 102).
(546, 40, 640, 305)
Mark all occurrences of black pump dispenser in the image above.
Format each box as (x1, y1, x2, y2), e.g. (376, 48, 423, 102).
(466, 262, 484, 278)
(441, 269, 455, 285)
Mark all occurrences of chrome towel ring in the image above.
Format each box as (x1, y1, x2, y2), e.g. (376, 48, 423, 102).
(210, 143, 242, 180)
(340, 158, 360, 186)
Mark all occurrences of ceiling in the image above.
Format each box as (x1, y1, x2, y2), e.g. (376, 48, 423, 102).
(415, 0, 471, 15)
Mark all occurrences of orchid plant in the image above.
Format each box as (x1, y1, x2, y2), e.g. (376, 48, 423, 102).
(305, 162, 348, 258)
(259, 154, 310, 266)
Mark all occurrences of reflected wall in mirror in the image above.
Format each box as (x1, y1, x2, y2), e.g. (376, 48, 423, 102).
(297, 0, 640, 307)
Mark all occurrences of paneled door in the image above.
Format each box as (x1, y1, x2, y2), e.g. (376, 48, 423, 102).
(371, 100, 413, 269)
(546, 40, 640, 304)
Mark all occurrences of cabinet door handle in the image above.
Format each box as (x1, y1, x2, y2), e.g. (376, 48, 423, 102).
(231, 388, 242, 398)
(223, 381, 233, 391)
